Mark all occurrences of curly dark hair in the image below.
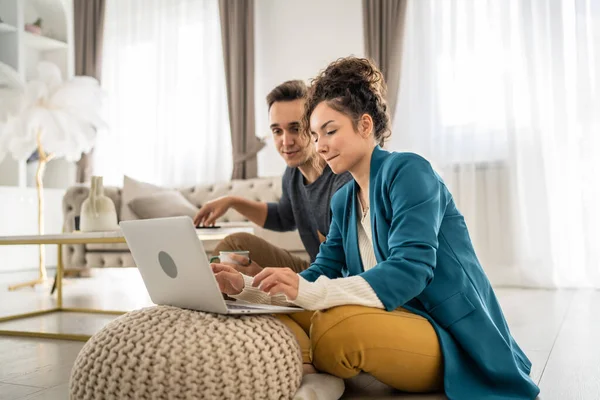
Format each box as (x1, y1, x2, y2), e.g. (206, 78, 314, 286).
(302, 57, 391, 146)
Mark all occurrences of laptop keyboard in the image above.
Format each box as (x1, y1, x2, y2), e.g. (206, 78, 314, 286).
(227, 304, 260, 310)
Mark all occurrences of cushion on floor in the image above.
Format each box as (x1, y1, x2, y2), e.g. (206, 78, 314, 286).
(69, 306, 303, 399)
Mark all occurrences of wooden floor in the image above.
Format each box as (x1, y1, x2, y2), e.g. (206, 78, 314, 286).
(0, 268, 598, 399)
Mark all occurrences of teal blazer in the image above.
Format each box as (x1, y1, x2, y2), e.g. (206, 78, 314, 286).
(299, 146, 540, 400)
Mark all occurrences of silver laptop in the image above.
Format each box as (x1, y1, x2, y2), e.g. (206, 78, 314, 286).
(120, 216, 303, 315)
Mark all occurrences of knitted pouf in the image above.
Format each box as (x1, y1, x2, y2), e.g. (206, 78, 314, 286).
(69, 306, 303, 400)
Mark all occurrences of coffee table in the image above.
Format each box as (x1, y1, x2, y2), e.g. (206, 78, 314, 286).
(0, 226, 253, 341)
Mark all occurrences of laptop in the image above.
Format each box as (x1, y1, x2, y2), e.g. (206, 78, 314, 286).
(120, 216, 303, 315)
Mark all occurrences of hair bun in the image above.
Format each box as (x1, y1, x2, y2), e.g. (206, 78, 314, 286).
(303, 57, 391, 146)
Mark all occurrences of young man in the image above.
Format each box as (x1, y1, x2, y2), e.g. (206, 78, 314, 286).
(193, 80, 352, 276)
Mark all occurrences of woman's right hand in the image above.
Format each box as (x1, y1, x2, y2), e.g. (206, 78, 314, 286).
(193, 196, 233, 226)
(211, 263, 244, 295)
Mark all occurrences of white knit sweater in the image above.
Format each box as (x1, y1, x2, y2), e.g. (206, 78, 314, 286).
(231, 196, 385, 310)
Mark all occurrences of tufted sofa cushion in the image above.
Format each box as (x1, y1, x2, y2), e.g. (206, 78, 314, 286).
(62, 176, 307, 270)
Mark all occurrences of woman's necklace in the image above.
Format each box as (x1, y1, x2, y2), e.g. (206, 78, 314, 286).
(358, 190, 369, 218)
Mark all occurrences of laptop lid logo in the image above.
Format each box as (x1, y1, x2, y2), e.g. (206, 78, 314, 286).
(158, 251, 178, 278)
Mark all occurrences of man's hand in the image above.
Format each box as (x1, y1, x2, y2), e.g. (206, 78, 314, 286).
(225, 253, 264, 277)
(252, 268, 299, 300)
(211, 263, 244, 295)
(194, 196, 233, 227)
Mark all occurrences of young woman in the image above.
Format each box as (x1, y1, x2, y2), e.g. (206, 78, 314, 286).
(211, 57, 540, 400)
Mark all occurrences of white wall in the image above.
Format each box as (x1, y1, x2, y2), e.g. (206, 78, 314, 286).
(0, 187, 65, 273)
(254, 0, 364, 177)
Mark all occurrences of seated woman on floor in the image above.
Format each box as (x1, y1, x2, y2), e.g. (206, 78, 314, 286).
(211, 56, 540, 400)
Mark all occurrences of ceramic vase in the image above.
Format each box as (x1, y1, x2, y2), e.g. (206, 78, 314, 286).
(80, 176, 119, 232)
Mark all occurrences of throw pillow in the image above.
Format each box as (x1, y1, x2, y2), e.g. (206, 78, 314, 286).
(128, 191, 199, 219)
(120, 175, 168, 220)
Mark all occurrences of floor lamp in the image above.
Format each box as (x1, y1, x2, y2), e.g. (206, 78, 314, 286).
(8, 131, 54, 290)
(0, 61, 106, 291)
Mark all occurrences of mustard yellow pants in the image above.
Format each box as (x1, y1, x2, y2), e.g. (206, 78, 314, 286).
(277, 306, 443, 393)
(214, 233, 444, 392)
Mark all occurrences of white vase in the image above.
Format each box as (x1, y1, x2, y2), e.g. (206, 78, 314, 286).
(80, 176, 119, 232)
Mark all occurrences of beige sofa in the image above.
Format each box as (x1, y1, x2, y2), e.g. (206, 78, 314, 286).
(61, 176, 307, 271)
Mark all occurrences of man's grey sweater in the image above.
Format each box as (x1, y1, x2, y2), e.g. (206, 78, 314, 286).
(264, 165, 352, 262)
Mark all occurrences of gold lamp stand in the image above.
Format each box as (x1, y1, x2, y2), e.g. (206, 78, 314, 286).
(9, 131, 54, 291)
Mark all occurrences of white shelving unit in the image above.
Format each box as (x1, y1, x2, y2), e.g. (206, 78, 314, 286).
(23, 30, 68, 51)
(0, 0, 75, 189)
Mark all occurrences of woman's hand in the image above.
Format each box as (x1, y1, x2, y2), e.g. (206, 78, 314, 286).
(223, 253, 264, 277)
(193, 196, 233, 227)
(252, 268, 299, 300)
(211, 263, 244, 295)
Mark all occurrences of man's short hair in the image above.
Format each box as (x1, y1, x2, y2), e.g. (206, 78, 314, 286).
(266, 80, 308, 110)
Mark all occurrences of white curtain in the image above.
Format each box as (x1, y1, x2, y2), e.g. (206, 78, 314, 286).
(392, 0, 600, 288)
(95, 0, 232, 188)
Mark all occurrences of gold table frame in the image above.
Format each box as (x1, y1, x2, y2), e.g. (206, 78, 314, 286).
(0, 227, 252, 341)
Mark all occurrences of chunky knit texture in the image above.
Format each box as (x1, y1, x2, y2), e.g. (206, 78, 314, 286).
(69, 306, 303, 400)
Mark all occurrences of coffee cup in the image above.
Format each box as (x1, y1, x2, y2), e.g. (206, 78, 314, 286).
(210, 250, 250, 265)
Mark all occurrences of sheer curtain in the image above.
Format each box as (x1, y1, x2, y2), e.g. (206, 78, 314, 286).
(392, 0, 599, 288)
(95, 0, 232, 187)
